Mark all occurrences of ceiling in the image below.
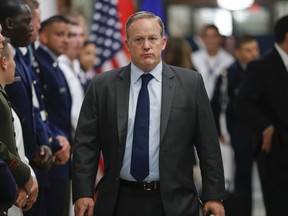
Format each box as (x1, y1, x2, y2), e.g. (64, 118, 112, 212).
(168, 0, 281, 6)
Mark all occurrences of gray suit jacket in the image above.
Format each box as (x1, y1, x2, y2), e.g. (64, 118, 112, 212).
(72, 63, 225, 216)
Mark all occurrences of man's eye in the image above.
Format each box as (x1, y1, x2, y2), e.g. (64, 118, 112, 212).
(150, 37, 158, 43)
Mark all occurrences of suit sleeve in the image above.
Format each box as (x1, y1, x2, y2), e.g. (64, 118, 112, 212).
(72, 80, 101, 202)
(193, 73, 226, 201)
(235, 61, 271, 135)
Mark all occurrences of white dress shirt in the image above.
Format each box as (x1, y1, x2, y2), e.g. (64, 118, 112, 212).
(192, 48, 234, 100)
(8, 109, 36, 216)
(120, 62, 162, 181)
(58, 55, 85, 135)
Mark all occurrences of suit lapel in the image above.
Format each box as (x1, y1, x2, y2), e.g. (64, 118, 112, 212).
(115, 63, 175, 156)
(116, 65, 131, 155)
(160, 63, 175, 142)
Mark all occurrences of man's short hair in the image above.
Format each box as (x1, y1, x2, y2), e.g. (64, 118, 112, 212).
(126, 11, 165, 38)
(39, 15, 72, 33)
(22, 0, 39, 11)
(274, 15, 288, 44)
(234, 35, 257, 49)
(201, 24, 220, 36)
(0, 0, 25, 23)
(0, 37, 11, 59)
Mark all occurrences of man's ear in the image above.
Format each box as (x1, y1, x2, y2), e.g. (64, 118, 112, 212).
(39, 32, 48, 45)
(284, 32, 288, 43)
(0, 56, 8, 71)
(5, 17, 14, 30)
(124, 38, 130, 53)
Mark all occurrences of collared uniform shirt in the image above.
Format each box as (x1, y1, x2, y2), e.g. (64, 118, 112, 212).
(192, 48, 234, 100)
(120, 62, 162, 181)
(58, 55, 85, 133)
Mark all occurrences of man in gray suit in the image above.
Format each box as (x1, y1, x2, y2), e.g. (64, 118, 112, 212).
(72, 11, 225, 216)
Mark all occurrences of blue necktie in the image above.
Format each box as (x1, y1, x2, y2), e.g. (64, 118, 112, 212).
(130, 73, 153, 182)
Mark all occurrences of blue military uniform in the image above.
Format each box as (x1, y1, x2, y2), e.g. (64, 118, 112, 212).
(5, 47, 51, 160)
(19, 45, 62, 216)
(35, 45, 72, 216)
(25, 45, 62, 154)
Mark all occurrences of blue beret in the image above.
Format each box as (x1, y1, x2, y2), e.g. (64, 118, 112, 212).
(0, 160, 17, 203)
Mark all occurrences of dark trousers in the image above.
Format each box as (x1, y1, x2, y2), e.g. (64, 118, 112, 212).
(24, 186, 48, 216)
(114, 184, 165, 216)
(225, 126, 253, 216)
(256, 139, 288, 216)
(46, 177, 70, 216)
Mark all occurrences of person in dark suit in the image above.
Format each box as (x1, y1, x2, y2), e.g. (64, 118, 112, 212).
(211, 35, 259, 216)
(236, 15, 288, 216)
(72, 11, 225, 216)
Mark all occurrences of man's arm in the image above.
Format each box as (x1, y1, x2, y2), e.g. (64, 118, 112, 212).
(193, 73, 226, 202)
(72, 81, 101, 203)
(0, 141, 31, 189)
(235, 61, 271, 135)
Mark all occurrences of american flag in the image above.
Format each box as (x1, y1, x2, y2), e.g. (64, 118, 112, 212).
(90, 0, 135, 73)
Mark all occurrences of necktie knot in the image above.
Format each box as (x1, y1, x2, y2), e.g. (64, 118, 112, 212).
(141, 73, 153, 86)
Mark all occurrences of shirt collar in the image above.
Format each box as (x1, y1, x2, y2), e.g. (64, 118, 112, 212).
(40, 45, 58, 61)
(18, 47, 28, 56)
(275, 43, 288, 71)
(130, 62, 163, 85)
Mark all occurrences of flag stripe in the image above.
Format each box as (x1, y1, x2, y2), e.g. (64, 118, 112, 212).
(90, 0, 135, 73)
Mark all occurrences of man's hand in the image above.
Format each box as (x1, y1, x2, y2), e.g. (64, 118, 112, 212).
(218, 135, 226, 144)
(204, 200, 225, 216)
(22, 176, 38, 211)
(14, 188, 27, 208)
(54, 135, 71, 164)
(31, 145, 53, 171)
(74, 197, 94, 216)
(24, 174, 33, 195)
(262, 125, 274, 152)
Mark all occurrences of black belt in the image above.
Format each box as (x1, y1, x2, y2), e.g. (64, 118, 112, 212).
(119, 179, 160, 191)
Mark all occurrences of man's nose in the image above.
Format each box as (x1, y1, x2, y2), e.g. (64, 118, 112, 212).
(0, 34, 4, 43)
(143, 39, 150, 50)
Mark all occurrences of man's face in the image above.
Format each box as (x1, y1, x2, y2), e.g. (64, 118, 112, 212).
(3, 43, 16, 85)
(79, 43, 97, 71)
(30, 8, 41, 43)
(40, 22, 70, 56)
(236, 40, 259, 65)
(0, 24, 5, 56)
(202, 28, 222, 52)
(125, 18, 167, 72)
(10, 4, 33, 47)
(66, 24, 85, 59)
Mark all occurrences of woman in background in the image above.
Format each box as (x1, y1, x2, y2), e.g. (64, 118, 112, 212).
(163, 36, 195, 70)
